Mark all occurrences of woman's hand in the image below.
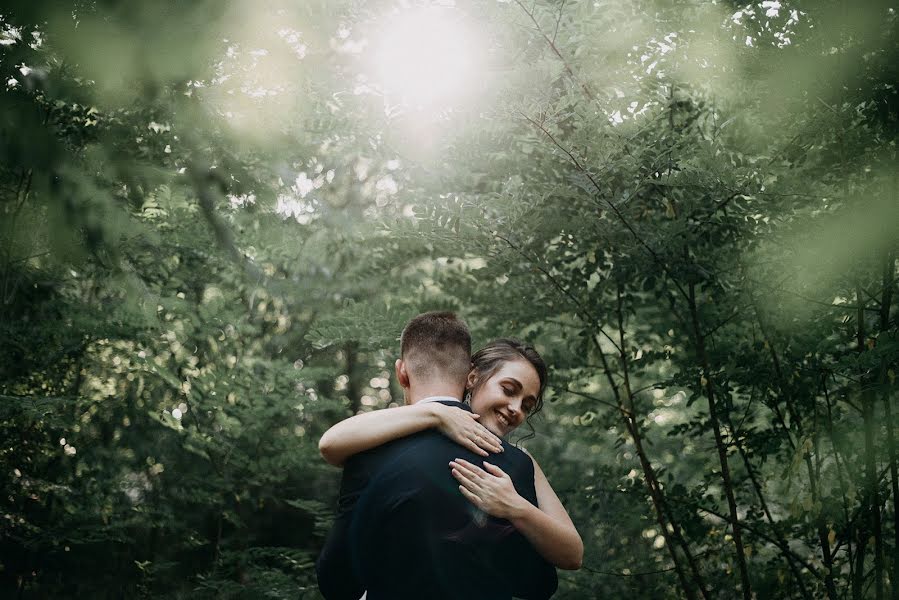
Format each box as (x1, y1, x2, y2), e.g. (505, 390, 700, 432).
(432, 404, 504, 456)
(449, 459, 528, 519)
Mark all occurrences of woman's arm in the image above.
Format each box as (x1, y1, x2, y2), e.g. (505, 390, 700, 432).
(450, 455, 584, 570)
(319, 403, 504, 467)
(514, 456, 584, 570)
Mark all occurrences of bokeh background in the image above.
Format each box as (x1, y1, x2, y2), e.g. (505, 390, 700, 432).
(1, 0, 897, 597)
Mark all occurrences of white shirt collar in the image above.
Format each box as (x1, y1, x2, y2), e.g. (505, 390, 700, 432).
(417, 395, 463, 405)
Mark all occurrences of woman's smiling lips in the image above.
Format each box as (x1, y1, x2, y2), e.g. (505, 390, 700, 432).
(495, 410, 514, 429)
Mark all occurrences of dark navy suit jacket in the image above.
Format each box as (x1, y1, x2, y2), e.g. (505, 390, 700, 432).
(315, 400, 557, 600)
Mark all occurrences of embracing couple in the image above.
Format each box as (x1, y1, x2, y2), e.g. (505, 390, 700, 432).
(315, 311, 583, 599)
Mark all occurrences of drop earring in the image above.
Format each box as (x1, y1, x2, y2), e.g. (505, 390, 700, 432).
(463, 389, 472, 404)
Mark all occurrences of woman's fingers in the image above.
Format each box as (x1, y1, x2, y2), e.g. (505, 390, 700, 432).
(453, 467, 492, 514)
(481, 428, 504, 451)
(453, 430, 492, 456)
(481, 461, 508, 478)
(457, 425, 494, 455)
(450, 459, 493, 484)
(451, 459, 524, 520)
(449, 460, 482, 484)
(469, 427, 503, 453)
(474, 423, 503, 446)
(458, 484, 483, 508)
(447, 408, 502, 453)
(463, 439, 490, 457)
(450, 458, 481, 476)
(471, 433, 503, 454)
(451, 467, 481, 493)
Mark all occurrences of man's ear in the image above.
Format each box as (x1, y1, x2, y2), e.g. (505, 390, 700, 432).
(395, 358, 411, 389)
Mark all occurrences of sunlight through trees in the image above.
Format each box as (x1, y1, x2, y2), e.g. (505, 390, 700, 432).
(1, 0, 897, 597)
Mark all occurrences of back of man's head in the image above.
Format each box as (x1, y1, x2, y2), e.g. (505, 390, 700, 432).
(399, 311, 471, 387)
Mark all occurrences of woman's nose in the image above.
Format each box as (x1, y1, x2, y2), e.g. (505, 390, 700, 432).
(507, 401, 521, 418)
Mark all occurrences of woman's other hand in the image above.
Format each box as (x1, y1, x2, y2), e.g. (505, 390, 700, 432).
(449, 459, 527, 519)
(432, 404, 504, 456)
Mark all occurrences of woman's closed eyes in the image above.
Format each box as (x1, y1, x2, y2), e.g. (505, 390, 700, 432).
(501, 379, 536, 414)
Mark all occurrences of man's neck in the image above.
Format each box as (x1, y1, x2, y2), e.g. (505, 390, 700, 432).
(407, 383, 464, 405)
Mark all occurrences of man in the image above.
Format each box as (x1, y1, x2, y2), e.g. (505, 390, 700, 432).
(315, 311, 557, 599)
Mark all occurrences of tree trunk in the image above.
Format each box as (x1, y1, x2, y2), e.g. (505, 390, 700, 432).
(855, 530, 869, 600)
(734, 440, 813, 600)
(345, 342, 362, 414)
(752, 298, 840, 599)
(593, 346, 709, 600)
(610, 283, 711, 600)
(687, 281, 752, 600)
(858, 281, 885, 600)
(876, 252, 897, 600)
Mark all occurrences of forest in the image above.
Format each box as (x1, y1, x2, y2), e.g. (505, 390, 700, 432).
(1, 0, 897, 598)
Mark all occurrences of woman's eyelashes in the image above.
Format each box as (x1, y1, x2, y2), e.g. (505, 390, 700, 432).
(501, 379, 521, 396)
(499, 381, 535, 415)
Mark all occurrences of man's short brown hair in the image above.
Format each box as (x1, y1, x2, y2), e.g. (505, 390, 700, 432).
(400, 311, 471, 384)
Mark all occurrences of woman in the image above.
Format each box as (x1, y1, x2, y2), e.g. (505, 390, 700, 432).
(318, 339, 583, 571)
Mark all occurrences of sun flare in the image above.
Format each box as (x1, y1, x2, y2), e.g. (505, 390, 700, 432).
(369, 5, 481, 108)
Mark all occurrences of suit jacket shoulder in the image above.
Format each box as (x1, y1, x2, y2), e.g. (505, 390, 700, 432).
(347, 420, 557, 599)
(317, 401, 556, 600)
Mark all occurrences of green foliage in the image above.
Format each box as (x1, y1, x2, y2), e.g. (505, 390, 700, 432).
(1, 0, 898, 598)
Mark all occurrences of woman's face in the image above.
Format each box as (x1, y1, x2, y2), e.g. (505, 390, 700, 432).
(468, 358, 541, 437)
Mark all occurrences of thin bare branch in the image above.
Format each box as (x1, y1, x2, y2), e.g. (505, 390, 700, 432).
(511, 0, 595, 100)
